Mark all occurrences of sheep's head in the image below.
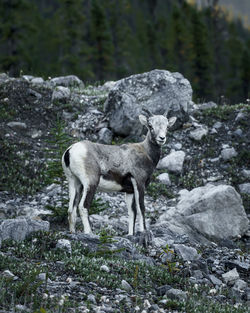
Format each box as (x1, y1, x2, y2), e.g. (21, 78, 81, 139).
(139, 110, 176, 146)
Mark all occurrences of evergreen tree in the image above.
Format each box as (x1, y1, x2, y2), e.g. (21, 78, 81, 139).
(241, 40, 250, 100)
(0, 0, 39, 76)
(54, 0, 91, 78)
(225, 23, 244, 103)
(89, 0, 115, 81)
(191, 9, 214, 100)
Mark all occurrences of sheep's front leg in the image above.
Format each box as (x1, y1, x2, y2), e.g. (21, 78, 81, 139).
(125, 193, 137, 235)
(131, 178, 146, 232)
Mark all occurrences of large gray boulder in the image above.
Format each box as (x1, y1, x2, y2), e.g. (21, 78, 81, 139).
(0, 218, 49, 247)
(104, 69, 193, 136)
(157, 184, 249, 243)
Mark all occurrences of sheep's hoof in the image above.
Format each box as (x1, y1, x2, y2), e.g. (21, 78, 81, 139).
(135, 230, 153, 247)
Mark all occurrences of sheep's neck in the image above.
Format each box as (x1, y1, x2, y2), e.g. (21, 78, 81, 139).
(143, 132, 161, 166)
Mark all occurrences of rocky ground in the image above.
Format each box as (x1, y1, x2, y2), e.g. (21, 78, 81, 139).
(0, 71, 250, 313)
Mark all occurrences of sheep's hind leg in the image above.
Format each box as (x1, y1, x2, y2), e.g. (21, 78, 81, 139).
(78, 178, 98, 234)
(68, 176, 81, 233)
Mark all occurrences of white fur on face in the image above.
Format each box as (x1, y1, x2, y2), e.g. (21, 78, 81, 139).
(148, 115, 169, 146)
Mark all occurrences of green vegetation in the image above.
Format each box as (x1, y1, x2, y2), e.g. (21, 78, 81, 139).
(0, 0, 249, 102)
(0, 231, 249, 312)
(0, 139, 47, 195)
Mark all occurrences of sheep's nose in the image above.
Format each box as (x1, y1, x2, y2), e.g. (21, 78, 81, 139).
(159, 136, 165, 140)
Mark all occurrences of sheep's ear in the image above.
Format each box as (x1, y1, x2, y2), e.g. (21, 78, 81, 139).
(139, 114, 148, 126)
(168, 116, 177, 128)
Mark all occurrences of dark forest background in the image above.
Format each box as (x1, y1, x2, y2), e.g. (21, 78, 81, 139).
(0, 0, 249, 103)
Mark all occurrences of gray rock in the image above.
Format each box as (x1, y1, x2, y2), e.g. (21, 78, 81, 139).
(208, 274, 223, 286)
(100, 265, 110, 273)
(177, 184, 248, 241)
(166, 288, 187, 301)
(224, 260, 250, 273)
(0, 218, 50, 247)
(158, 184, 249, 243)
(189, 126, 208, 141)
(173, 244, 200, 261)
(52, 86, 70, 103)
(222, 268, 240, 285)
(233, 129, 243, 138)
(172, 142, 182, 150)
(87, 294, 97, 304)
(121, 280, 132, 292)
(98, 127, 113, 144)
(22, 75, 34, 81)
(56, 239, 72, 254)
(239, 183, 250, 195)
(50, 75, 83, 87)
(31, 77, 44, 84)
(156, 173, 171, 186)
(242, 169, 250, 179)
(221, 147, 237, 161)
(234, 279, 247, 291)
(104, 69, 192, 136)
(2, 270, 15, 279)
(213, 121, 222, 129)
(7, 121, 27, 130)
(157, 150, 185, 174)
(198, 101, 217, 110)
(235, 111, 247, 122)
(0, 72, 9, 82)
(156, 285, 172, 296)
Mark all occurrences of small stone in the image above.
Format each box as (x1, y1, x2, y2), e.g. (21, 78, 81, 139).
(157, 150, 185, 174)
(100, 265, 110, 272)
(209, 288, 217, 295)
(31, 77, 44, 84)
(173, 143, 182, 150)
(156, 285, 172, 296)
(156, 173, 171, 186)
(189, 126, 208, 141)
(166, 288, 187, 301)
(87, 294, 97, 304)
(38, 273, 48, 281)
(234, 279, 247, 290)
(222, 268, 239, 284)
(144, 299, 151, 309)
(242, 169, 250, 179)
(7, 121, 27, 130)
(192, 270, 203, 280)
(238, 183, 250, 195)
(52, 86, 70, 103)
(56, 239, 72, 254)
(235, 111, 246, 122)
(15, 304, 29, 312)
(2, 270, 15, 279)
(121, 280, 132, 292)
(173, 244, 200, 261)
(233, 129, 243, 137)
(221, 147, 237, 161)
(208, 274, 223, 286)
(213, 121, 222, 129)
(98, 128, 113, 144)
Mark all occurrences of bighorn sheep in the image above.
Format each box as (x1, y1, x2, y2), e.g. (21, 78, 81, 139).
(62, 110, 176, 235)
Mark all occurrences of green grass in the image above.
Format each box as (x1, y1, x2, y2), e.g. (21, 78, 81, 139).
(0, 231, 249, 313)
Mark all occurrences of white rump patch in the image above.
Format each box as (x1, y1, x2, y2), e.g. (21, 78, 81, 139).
(98, 176, 123, 192)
